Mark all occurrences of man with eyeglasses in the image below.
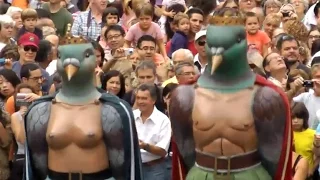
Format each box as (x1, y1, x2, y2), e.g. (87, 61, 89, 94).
(12, 32, 51, 94)
(194, 30, 207, 74)
(136, 35, 157, 61)
(161, 48, 194, 87)
(102, 24, 125, 62)
(5, 63, 44, 116)
(175, 61, 196, 84)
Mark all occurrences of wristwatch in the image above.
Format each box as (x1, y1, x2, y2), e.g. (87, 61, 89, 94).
(144, 143, 150, 151)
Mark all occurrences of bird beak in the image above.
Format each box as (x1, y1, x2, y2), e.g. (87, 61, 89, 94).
(64, 64, 79, 81)
(211, 55, 222, 74)
(210, 47, 224, 75)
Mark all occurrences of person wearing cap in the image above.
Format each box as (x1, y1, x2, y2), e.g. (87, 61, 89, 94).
(11, 32, 51, 95)
(194, 30, 207, 74)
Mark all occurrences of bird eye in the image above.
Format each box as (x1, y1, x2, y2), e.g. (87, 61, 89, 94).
(237, 37, 242, 43)
(83, 49, 94, 58)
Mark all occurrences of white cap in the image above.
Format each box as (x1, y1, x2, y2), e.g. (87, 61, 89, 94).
(195, 30, 207, 41)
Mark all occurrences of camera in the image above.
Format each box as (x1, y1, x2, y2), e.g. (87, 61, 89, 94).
(124, 48, 134, 56)
(282, 12, 289, 17)
(15, 93, 32, 107)
(302, 80, 314, 88)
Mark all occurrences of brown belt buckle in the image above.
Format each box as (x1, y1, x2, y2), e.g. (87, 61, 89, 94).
(213, 157, 231, 180)
(68, 171, 83, 180)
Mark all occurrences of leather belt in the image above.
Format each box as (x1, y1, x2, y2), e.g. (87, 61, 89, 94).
(143, 157, 165, 166)
(48, 168, 112, 180)
(196, 151, 260, 170)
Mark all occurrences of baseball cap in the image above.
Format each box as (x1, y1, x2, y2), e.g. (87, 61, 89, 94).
(18, 32, 39, 49)
(195, 30, 207, 41)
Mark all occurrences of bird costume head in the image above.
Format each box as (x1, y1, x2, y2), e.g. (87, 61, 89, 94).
(198, 8, 255, 92)
(57, 24, 96, 84)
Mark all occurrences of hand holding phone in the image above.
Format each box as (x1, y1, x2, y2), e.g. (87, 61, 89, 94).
(15, 93, 32, 107)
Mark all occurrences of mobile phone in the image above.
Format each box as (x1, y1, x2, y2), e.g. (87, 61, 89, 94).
(124, 48, 134, 56)
(302, 80, 314, 88)
(282, 12, 289, 17)
(15, 93, 32, 107)
(0, 58, 6, 66)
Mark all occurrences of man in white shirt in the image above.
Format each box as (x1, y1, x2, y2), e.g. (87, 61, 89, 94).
(45, 34, 59, 76)
(133, 83, 172, 180)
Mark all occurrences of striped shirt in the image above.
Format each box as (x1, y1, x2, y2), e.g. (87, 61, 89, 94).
(71, 10, 102, 41)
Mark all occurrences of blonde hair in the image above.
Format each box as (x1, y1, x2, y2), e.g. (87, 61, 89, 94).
(0, 15, 15, 27)
(173, 13, 189, 25)
(42, 26, 56, 38)
(264, 13, 281, 26)
(135, 3, 154, 18)
(21, 8, 38, 21)
(6, 6, 22, 17)
(123, 0, 145, 15)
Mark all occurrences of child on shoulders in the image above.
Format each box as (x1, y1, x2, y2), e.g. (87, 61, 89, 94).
(168, 12, 190, 58)
(125, 3, 168, 60)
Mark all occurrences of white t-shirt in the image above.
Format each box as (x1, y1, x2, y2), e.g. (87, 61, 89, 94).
(293, 89, 320, 129)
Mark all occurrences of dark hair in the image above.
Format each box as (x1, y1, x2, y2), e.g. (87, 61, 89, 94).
(314, 2, 320, 18)
(0, 44, 19, 60)
(15, 83, 36, 94)
(291, 102, 309, 129)
(102, 7, 120, 25)
(311, 39, 320, 56)
(191, 0, 216, 16)
(135, 60, 157, 75)
(36, 8, 50, 19)
(137, 83, 157, 101)
(186, 7, 204, 18)
(91, 41, 104, 67)
(101, 70, 125, 98)
(0, 3, 9, 15)
(137, 35, 156, 49)
(0, 69, 21, 88)
(35, 40, 52, 63)
(107, 1, 124, 18)
(104, 25, 125, 39)
(245, 11, 258, 22)
(276, 34, 299, 50)
(164, 4, 186, 40)
(163, 83, 178, 98)
(20, 63, 40, 79)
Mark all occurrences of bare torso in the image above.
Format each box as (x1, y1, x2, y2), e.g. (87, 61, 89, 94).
(46, 100, 109, 173)
(192, 86, 258, 156)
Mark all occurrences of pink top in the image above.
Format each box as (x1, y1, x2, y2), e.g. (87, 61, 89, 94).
(125, 22, 164, 46)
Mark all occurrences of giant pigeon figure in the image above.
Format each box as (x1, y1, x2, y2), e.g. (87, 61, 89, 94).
(169, 8, 292, 180)
(24, 25, 143, 180)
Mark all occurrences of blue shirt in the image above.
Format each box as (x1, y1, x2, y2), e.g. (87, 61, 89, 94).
(168, 31, 188, 58)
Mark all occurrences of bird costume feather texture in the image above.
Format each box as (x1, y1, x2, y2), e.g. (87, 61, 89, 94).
(24, 42, 143, 180)
(170, 7, 292, 180)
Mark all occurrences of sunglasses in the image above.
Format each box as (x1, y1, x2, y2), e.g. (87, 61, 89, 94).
(24, 46, 37, 52)
(198, 40, 206, 46)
